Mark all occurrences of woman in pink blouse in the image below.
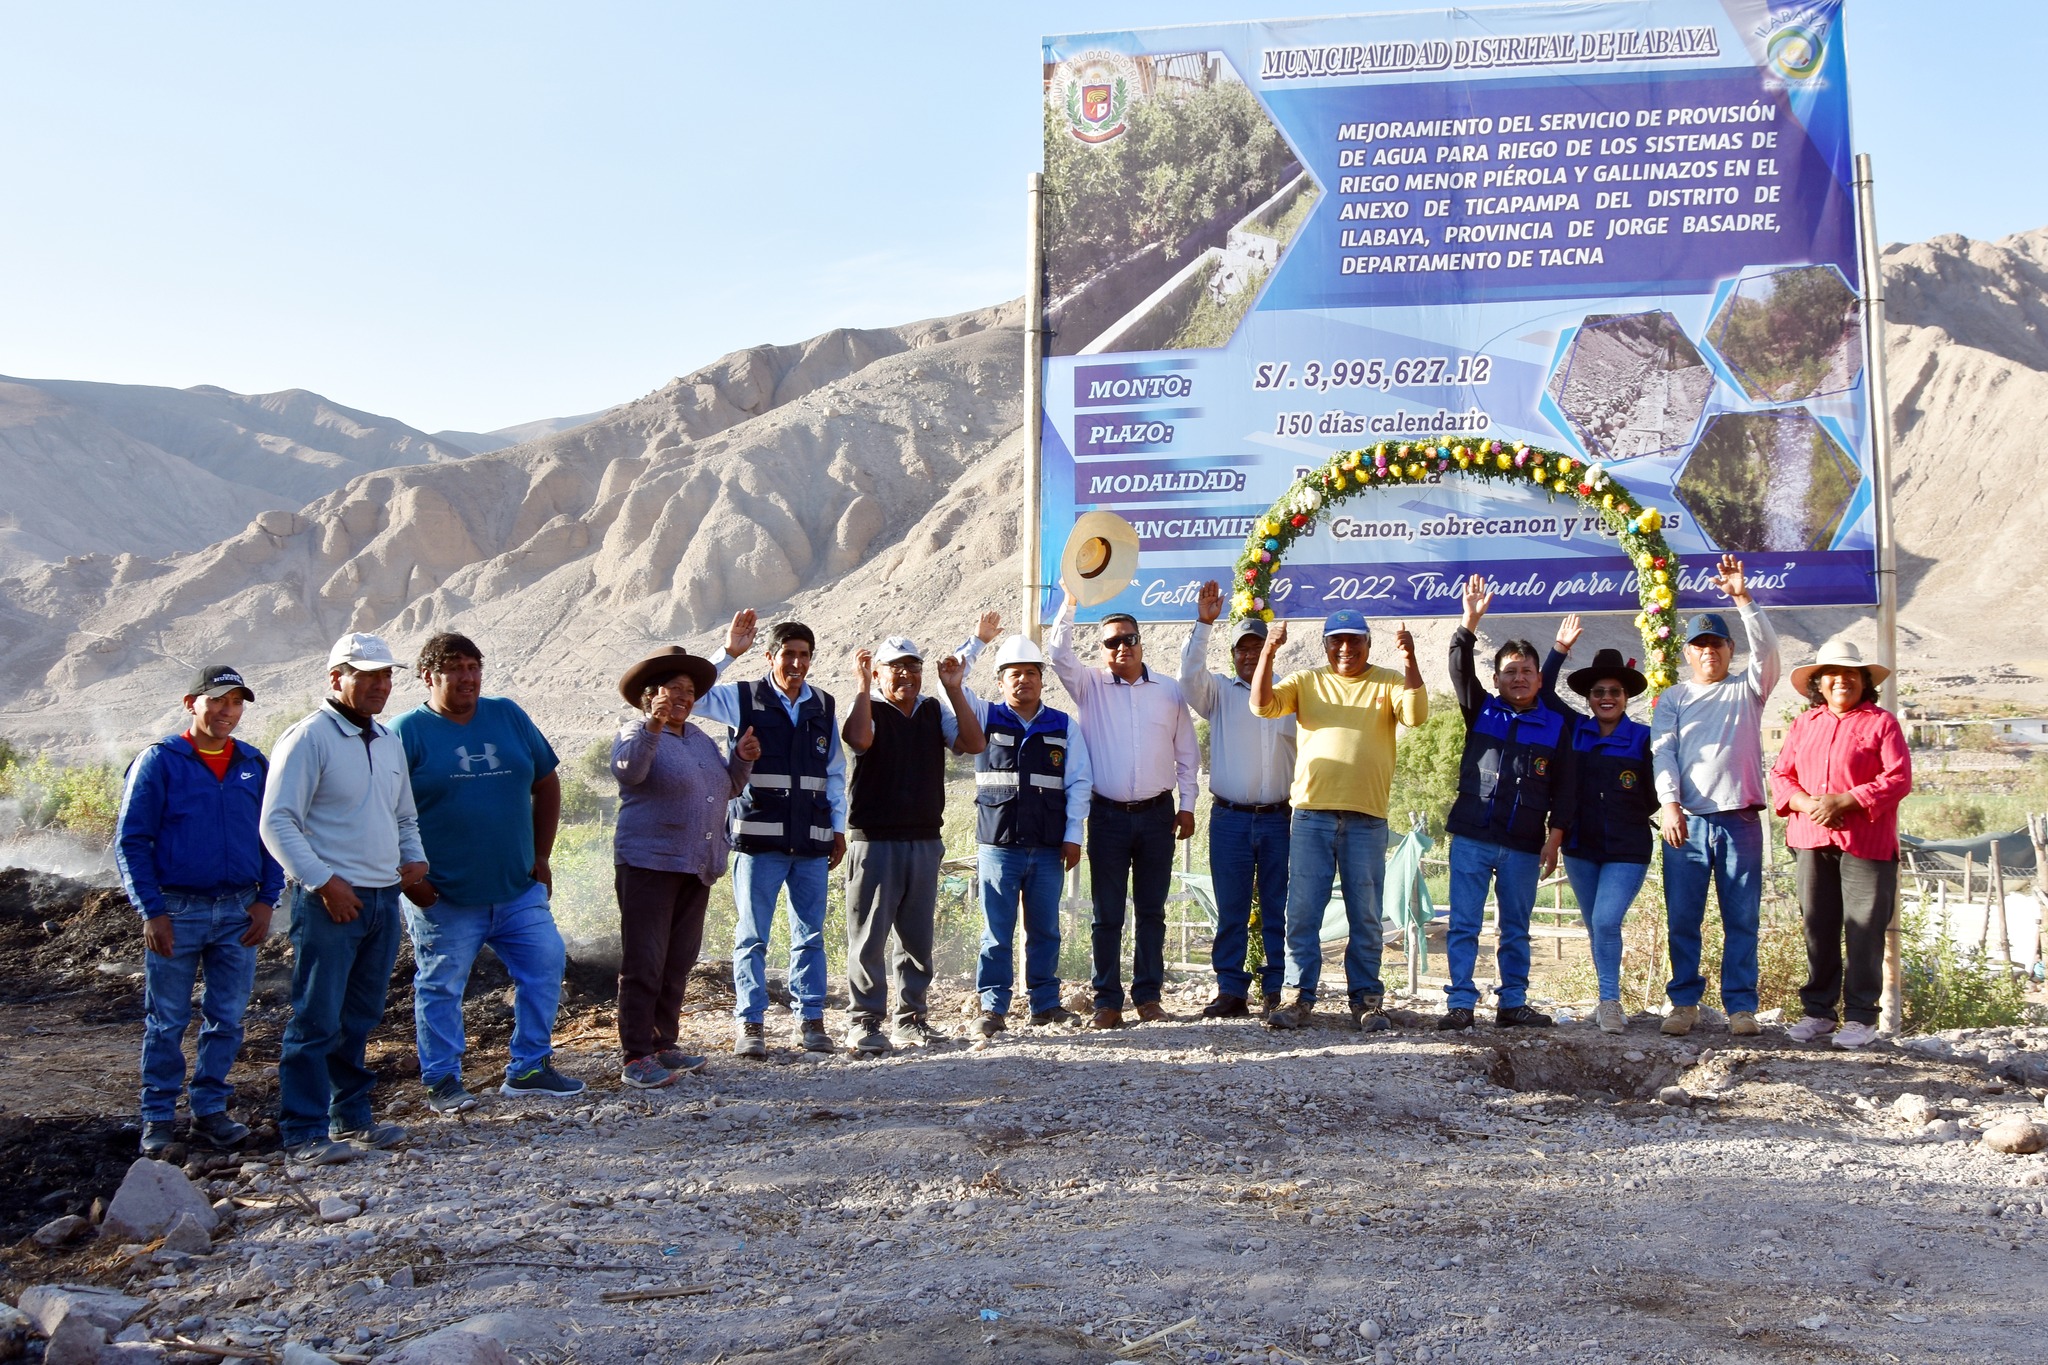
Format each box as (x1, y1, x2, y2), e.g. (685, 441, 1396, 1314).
(1769, 641, 1912, 1049)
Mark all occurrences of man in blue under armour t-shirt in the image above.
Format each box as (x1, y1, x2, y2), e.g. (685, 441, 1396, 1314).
(391, 632, 584, 1111)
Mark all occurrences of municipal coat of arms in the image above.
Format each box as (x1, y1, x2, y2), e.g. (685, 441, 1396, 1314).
(1051, 50, 1141, 146)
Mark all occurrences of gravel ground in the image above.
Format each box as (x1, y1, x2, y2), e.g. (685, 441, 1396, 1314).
(19, 982, 2047, 1365)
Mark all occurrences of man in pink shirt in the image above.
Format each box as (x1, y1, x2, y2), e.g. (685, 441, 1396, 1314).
(1769, 641, 1912, 1049)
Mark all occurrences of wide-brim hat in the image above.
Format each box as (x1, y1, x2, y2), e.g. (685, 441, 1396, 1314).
(1790, 639, 1890, 696)
(1566, 648, 1648, 698)
(618, 647, 716, 706)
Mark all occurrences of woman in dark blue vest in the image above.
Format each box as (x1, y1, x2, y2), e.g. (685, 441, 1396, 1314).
(1543, 616, 1658, 1035)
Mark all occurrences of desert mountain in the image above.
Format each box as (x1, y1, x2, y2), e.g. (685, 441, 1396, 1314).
(433, 410, 611, 456)
(3, 228, 2047, 758)
(0, 376, 471, 572)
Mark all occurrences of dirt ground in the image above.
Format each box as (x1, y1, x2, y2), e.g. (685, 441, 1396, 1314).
(4, 867, 2048, 1365)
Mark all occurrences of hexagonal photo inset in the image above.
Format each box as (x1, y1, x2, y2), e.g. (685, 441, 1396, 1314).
(1544, 311, 1713, 461)
(1704, 265, 1863, 402)
(1675, 410, 1860, 552)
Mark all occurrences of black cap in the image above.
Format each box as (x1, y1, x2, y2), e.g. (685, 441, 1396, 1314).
(188, 664, 255, 701)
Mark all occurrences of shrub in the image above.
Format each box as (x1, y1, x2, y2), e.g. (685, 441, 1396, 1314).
(0, 754, 126, 844)
(1910, 796, 1987, 840)
(1389, 693, 1464, 837)
(1899, 903, 2038, 1032)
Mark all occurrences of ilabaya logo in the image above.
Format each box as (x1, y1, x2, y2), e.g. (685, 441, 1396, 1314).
(1765, 21, 1826, 80)
(1051, 51, 1141, 145)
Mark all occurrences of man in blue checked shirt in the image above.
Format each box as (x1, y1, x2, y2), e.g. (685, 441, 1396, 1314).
(1179, 581, 1298, 1018)
(116, 664, 284, 1158)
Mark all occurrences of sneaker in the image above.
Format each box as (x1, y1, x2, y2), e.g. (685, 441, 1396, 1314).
(1785, 1015, 1838, 1043)
(653, 1049, 708, 1074)
(1833, 1020, 1881, 1049)
(1134, 1001, 1170, 1023)
(800, 1019, 836, 1054)
(1594, 1001, 1627, 1035)
(1728, 1010, 1761, 1037)
(1266, 996, 1314, 1030)
(502, 1062, 586, 1097)
(332, 1122, 408, 1150)
(1496, 1005, 1554, 1028)
(1027, 1006, 1078, 1028)
(286, 1137, 358, 1166)
(1661, 1005, 1699, 1037)
(1350, 996, 1392, 1032)
(1200, 994, 1249, 1019)
(190, 1110, 250, 1149)
(973, 1011, 1008, 1039)
(139, 1120, 176, 1158)
(847, 1016, 892, 1056)
(1437, 1008, 1475, 1032)
(891, 1017, 947, 1048)
(425, 1075, 479, 1115)
(734, 1021, 768, 1059)
(621, 1056, 675, 1089)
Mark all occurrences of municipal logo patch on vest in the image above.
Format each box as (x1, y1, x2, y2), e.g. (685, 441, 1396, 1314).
(1048, 745, 1063, 768)
(1533, 756, 1550, 777)
(815, 733, 829, 756)
(1619, 770, 1638, 789)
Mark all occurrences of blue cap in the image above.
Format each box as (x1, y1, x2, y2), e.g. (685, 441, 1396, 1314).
(1322, 609, 1372, 639)
(1683, 612, 1732, 643)
(1232, 617, 1269, 644)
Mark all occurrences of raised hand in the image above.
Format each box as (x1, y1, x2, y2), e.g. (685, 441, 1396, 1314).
(645, 689, 675, 732)
(724, 607, 759, 658)
(976, 610, 1002, 644)
(1556, 613, 1584, 653)
(1394, 623, 1417, 668)
(1710, 554, 1750, 604)
(1267, 619, 1289, 651)
(1460, 574, 1493, 630)
(734, 726, 761, 761)
(1195, 579, 1224, 625)
(936, 653, 965, 687)
(855, 647, 874, 690)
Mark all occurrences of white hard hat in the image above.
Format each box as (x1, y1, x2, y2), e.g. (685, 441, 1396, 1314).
(992, 635, 1048, 671)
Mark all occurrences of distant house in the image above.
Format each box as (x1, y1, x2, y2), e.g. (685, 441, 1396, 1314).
(1899, 716, 2048, 749)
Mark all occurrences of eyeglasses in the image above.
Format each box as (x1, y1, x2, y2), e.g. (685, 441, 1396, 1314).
(880, 660, 923, 672)
(1588, 686, 1628, 700)
(1100, 635, 1141, 651)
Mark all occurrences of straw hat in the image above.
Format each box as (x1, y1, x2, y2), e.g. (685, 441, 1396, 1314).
(1789, 639, 1890, 695)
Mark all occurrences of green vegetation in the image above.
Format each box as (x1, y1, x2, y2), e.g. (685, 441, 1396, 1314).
(1676, 414, 1857, 552)
(1240, 183, 1318, 245)
(1388, 693, 1464, 840)
(0, 752, 127, 843)
(1899, 903, 2040, 1031)
(1044, 79, 1292, 297)
(1710, 266, 1856, 400)
(1165, 264, 1264, 350)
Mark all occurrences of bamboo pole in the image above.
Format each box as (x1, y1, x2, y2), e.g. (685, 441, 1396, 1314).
(1990, 842, 2011, 966)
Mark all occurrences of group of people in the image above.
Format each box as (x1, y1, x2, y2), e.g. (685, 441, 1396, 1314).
(114, 555, 1911, 1156)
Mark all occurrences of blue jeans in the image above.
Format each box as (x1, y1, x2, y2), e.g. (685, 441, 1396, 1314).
(1662, 809, 1763, 1013)
(1563, 856, 1649, 1002)
(731, 851, 829, 1023)
(976, 845, 1066, 1014)
(278, 882, 402, 1146)
(402, 881, 564, 1085)
(1208, 805, 1289, 999)
(1446, 836, 1541, 1010)
(140, 890, 259, 1122)
(1282, 809, 1387, 1006)
(1087, 799, 1175, 1010)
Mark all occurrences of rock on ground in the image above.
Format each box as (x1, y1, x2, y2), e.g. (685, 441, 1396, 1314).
(98, 1159, 219, 1243)
(15, 1286, 146, 1336)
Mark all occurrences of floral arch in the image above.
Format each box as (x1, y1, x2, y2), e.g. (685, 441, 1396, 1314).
(1230, 439, 1683, 691)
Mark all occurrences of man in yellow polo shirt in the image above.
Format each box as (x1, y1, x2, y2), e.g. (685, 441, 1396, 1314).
(1250, 609, 1426, 1030)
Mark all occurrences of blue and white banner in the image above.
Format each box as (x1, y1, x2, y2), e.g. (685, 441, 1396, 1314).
(1040, 0, 1870, 621)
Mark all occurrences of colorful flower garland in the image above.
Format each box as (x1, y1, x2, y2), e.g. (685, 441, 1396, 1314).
(1231, 438, 1683, 691)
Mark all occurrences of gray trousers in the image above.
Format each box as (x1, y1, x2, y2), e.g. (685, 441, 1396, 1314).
(845, 838, 943, 1022)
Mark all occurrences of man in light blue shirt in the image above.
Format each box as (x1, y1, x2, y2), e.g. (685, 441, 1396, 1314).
(699, 610, 847, 1057)
(1180, 581, 1298, 1017)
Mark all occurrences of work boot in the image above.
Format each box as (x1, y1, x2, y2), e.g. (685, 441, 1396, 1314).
(1200, 993, 1249, 1019)
(847, 1015, 891, 1055)
(974, 1011, 1008, 1039)
(1661, 1005, 1699, 1037)
(1350, 994, 1391, 1032)
(1134, 1001, 1169, 1023)
(139, 1120, 176, 1158)
(1028, 1006, 1079, 1028)
(734, 1020, 768, 1059)
(1265, 992, 1314, 1030)
(1257, 990, 1279, 1018)
(1436, 1008, 1475, 1032)
(891, 1016, 946, 1049)
(800, 1018, 836, 1054)
(1088, 1007, 1123, 1030)
(189, 1110, 250, 1149)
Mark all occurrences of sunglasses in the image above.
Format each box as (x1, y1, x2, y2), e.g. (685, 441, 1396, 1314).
(1100, 635, 1141, 651)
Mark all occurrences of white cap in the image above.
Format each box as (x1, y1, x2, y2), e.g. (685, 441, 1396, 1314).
(875, 636, 922, 664)
(992, 635, 1048, 671)
(327, 632, 397, 671)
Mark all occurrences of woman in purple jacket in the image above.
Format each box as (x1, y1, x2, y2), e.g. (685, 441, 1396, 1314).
(610, 648, 758, 1088)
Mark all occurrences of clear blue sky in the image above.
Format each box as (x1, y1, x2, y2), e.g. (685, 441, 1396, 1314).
(1, 1, 2039, 433)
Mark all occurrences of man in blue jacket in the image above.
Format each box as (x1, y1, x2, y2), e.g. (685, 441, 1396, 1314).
(1442, 575, 1576, 1031)
(116, 664, 284, 1157)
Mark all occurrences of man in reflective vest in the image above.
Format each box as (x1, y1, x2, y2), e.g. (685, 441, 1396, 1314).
(700, 612, 847, 1058)
(960, 635, 1093, 1038)
(1441, 575, 1577, 1031)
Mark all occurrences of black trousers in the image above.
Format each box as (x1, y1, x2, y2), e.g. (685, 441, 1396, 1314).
(1088, 798, 1176, 1009)
(615, 865, 710, 1059)
(1794, 846, 1896, 1027)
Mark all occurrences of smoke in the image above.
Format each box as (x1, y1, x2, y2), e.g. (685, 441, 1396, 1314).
(0, 799, 118, 882)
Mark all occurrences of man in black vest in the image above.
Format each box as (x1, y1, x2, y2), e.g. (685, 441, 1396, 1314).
(962, 635, 1093, 1037)
(701, 612, 846, 1058)
(840, 622, 990, 1054)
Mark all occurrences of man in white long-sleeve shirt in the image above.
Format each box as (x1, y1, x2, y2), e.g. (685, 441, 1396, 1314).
(1179, 581, 1297, 1017)
(1649, 554, 1781, 1038)
(261, 633, 429, 1166)
(1048, 589, 1198, 1029)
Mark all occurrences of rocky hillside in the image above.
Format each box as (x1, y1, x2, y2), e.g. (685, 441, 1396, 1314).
(3, 227, 2047, 758)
